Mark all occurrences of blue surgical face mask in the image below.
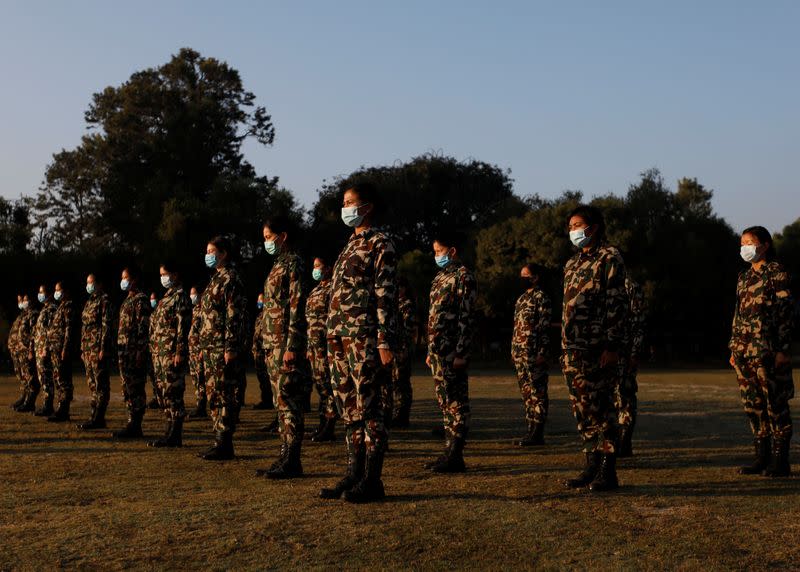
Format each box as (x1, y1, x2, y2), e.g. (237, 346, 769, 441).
(312, 268, 323, 281)
(54, 290, 63, 301)
(264, 240, 277, 255)
(257, 300, 264, 310)
(740, 244, 760, 263)
(569, 227, 592, 248)
(341, 205, 365, 228)
(38, 293, 46, 303)
(21, 301, 29, 310)
(205, 253, 217, 269)
(435, 254, 451, 269)
(86, 283, 95, 295)
(160, 275, 172, 289)
(190, 294, 198, 305)
(18, 302, 24, 310)
(150, 299, 157, 308)
(120, 279, 130, 292)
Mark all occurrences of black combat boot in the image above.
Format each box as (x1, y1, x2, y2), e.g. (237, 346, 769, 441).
(564, 452, 601, 488)
(343, 448, 386, 503)
(11, 392, 26, 411)
(589, 453, 620, 492)
(518, 422, 545, 447)
(259, 414, 280, 433)
(35, 395, 54, 417)
(320, 432, 365, 499)
(113, 409, 145, 439)
(147, 419, 171, 447)
(762, 437, 792, 478)
(187, 399, 208, 420)
(430, 437, 466, 473)
(392, 404, 411, 429)
(77, 403, 108, 430)
(308, 415, 326, 440)
(266, 439, 303, 479)
(738, 437, 771, 475)
(17, 390, 38, 413)
(256, 443, 289, 477)
(47, 400, 71, 422)
(200, 429, 234, 460)
(311, 417, 336, 443)
(618, 420, 636, 458)
(149, 417, 182, 448)
(147, 397, 160, 410)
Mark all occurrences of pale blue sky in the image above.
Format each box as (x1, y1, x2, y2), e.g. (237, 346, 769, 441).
(1, 1, 798, 234)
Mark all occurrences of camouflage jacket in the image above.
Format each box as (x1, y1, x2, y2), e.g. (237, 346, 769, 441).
(262, 251, 306, 352)
(397, 289, 417, 354)
(200, 266, 248, 355)
(624, 276, 647, 358)
(8, 312, 22, 355)
(427, 260, 478, 360)
(561, 244, 628, 352)
(729, 261, 794, 358)
(149, 285, 191, 360)
(306, 278, 331, 351)
(188, 304, 202, 354)
(117, 291, 150, 358)
(327, 227, 397, 349)
(511, 287, 552, 363)
(252, 307, 265, 355)
(18, 308, 40, 356)
(34, 301, 57, 356)
(81, 292, 114, 357)
(47, 300, 75, 357)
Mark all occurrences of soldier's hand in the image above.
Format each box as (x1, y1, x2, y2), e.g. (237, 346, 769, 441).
(426, 354, 432, 368)
(452, 357, 467, 370)
(173, 355, 183, 367)
(224, 351, 237, 364)
(28, 352, 34, 360)
(775, 352, 791, 371)
(599, 350, 618, 368)
(61, 350, 66, 361)
(729, 354, 735, 367)
(283, 350, 296, 367)
(99, 350, 104, 361)
(378, 348, 394, 367)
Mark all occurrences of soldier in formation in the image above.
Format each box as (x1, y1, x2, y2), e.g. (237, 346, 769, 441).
(187, 285, 207, 420)
(77, 274, 114, 430)
(251, 293, 274, 411)
(391, 277, 417, 428)
(617, 274, 646, 457)
(33, 285, 57, 417)
(47, 282, 76, 423)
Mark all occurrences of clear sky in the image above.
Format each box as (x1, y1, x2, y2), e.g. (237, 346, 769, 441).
(1, 0, 797, 234)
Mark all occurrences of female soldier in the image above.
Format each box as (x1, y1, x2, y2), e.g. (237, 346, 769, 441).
(147, 292, 161, 410)
(9, 295, 25, 410)
(254, 216, 308, 478)
(306, 256, 337, 442)
(561, 205, 627, 492)
(730, 226, 794, 477)
(77, 274, 114, 430)
(147, 262, 191, 448)
(14, 294, 40, 413)
(187, 285, 208, 420)
(198, 236, 247, 461)
(47, 282, 76, 423)
(34, 285, 57, 417)
(114, 266, 151, 439)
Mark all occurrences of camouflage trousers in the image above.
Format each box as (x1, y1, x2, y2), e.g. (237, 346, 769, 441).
(253, 348, 274, 406)
(430, 354, 470, 440)
(236, 365, 247, 408)
(393, 350, 413, 416)
(16, 351, 39, 397)
(264, 346, 305, 443)
(50, 350, 73, 407)
(202, 350, 242, 433)
(308, 343, 337, 419)
(732, 354, 794, 440)
(35, 348, 54, 402)
(561, 349, 619, 454)
(328, 335, 390, 453)
(152, 354, 186, 421)
(82, 353, 111, 410)
(118, 352, 147, 414)
(189, 354, 206, 405)
(615, 357, 638, 430)
(513, 360, 549, 425)
(147, 354, 161, 404)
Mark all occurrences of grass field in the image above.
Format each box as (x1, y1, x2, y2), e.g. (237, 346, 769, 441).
(1, 366, 798, 571)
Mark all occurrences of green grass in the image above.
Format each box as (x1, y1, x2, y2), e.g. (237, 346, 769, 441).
(1, 367, 798, 570)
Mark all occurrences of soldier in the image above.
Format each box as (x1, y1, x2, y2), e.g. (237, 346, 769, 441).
(113, 266, 151, 439)
(730, 226, 794, 477)
(77, 274, 114, 430)
(33, 285, 57, 417)
(15, 294, 41, 413)
(306, 256, 337, 442)
(198, 236, 248, 461)
(392, 277, 417, 428)
(512, 263, 552, 447)
(251, 293, 274, 411)
(147, 262, 191, 448)
(425, 231, 478, 474)
(47, 282, 76, 423)
(561, 205, 627, 492)
(617, 274, 646, 457)
(187, 285, 208, 420)
(319, 182, 397, 503)
(254, 216, 308, 478)
(146, 292, 161, 410)
(9, 295, 24, 410)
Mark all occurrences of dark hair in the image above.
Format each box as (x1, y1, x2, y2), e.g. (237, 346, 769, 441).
(523, 263, 547, 280)
(742, 226, 777, 262)
(209, 234, 239, 262)
(313, 255, 329, 266)
(432, 229, 467, 251)
(123, 265, 141, 282)
(263, 215, 297, 240)
(160, 258, 181, 276)
(568, 204, 606, 242)
(345, 181, 378, 206)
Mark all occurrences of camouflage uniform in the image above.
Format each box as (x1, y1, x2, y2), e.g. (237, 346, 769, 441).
(17, 306, 41, 404)
(251, 306, 273, 406)
(34, 301, 57, 409)
(48, 299, 76, 410)
(188, 302, 206, 407)
(149, 285, 191, 421)
(561, 244, 627, 454)
(428, 260, 478, 441)
(262, 251, 307, 443)
(306, 277, 336, 419)
(730, 261, 794, 440)
(512, 286, 552, 425)
(616, 276, 646, 431)
(8, 310, 23, 398)
(117, 291, 151, 415)
(199, 266, 248, 433)
(391, 290, 417, 423)
(80, 291, 114, 414)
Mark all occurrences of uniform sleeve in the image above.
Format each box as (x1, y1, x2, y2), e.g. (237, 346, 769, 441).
(62, 304, 74, 355)
(175, 295, 191, 359)
(224, 279, 247, 355)
(402, 299, 417, 342)
(374, 239, 398, 350)
(454, 271, 478, 359)
(101, 297, 114, 353)
(138, 299, 150, 357)
(286, 261, 306, 353)
(772, 269, 794, 353)
(536, 294, 552, 359)
(728, 275, 744, 351)
(628, 283, 647, 357)
(602, 252, 628, 353)
(251, 312, 261, 355)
